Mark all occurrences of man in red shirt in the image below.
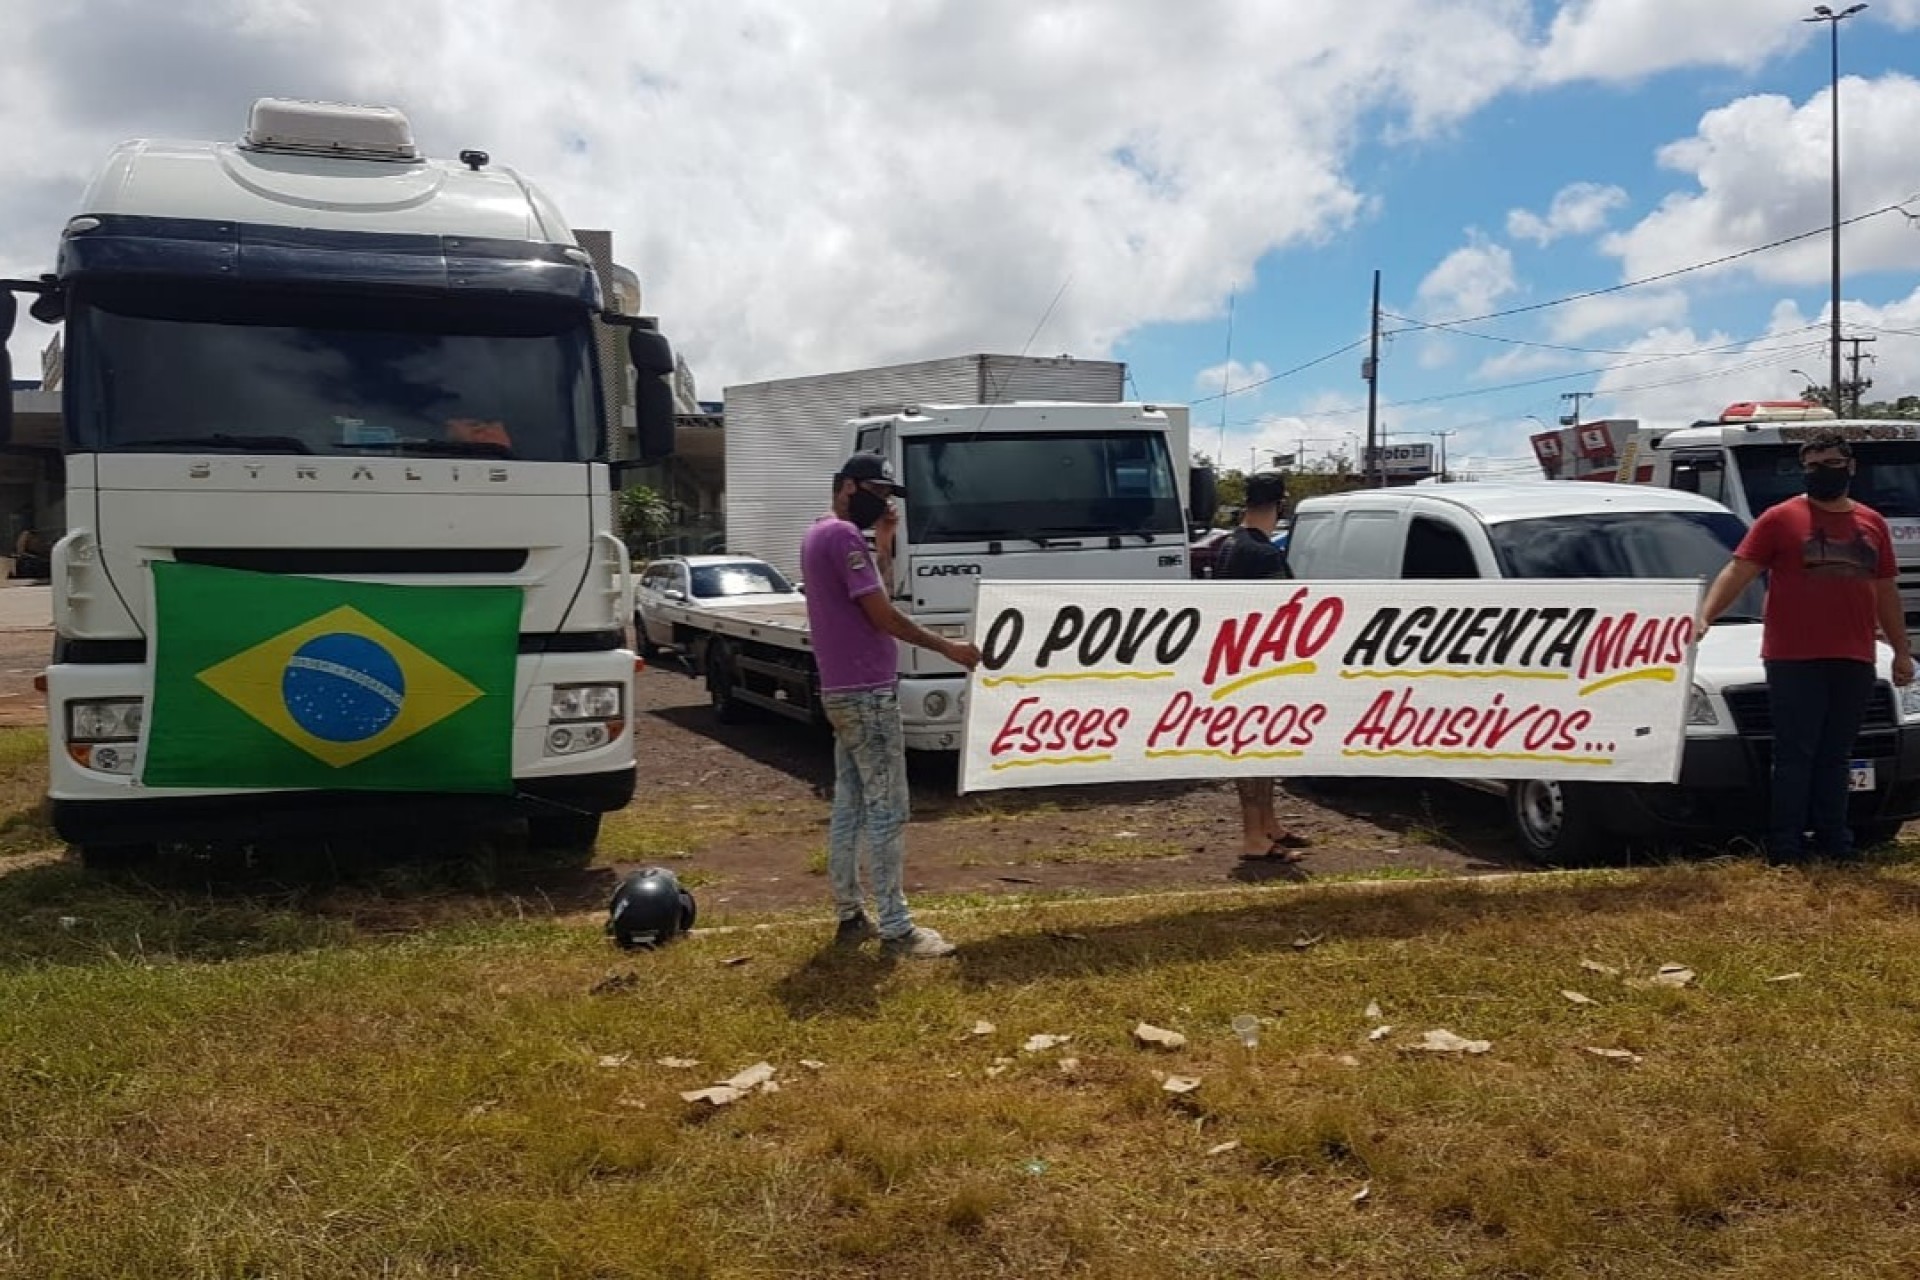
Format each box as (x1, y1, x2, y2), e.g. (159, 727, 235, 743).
(1698, 432, 1916, 860)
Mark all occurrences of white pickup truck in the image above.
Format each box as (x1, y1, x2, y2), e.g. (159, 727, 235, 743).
(1286, 482, 1920, 860)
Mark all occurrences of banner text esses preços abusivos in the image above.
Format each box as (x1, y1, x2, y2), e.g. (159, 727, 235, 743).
(958, 580, 1701, 794)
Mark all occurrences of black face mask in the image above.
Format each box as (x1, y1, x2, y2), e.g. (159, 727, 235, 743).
(847, 489, 890, 530)
(1805, 467, 1851, 502)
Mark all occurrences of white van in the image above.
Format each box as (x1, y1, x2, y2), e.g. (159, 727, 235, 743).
(1286, 483, 1920, 860)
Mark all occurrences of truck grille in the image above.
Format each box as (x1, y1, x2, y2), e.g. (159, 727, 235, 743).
(1722, 684, 1898, 737)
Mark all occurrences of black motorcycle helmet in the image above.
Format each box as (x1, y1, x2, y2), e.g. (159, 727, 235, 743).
(607, 867, 697, 949)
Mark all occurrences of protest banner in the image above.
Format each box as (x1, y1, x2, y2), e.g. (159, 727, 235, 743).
(959, 580, 1701, 794)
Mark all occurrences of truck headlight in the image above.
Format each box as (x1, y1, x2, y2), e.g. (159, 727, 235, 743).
(546, 684, 626, 757)
(1899, 682, 1920, 722)
(550, 684, 623, 722)
(924, 690, 950, 719)
(68, 698, 143, 743)
(1686, 684, 1719, 728)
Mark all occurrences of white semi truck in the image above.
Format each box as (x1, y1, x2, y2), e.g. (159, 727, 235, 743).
(1621, 401, 1920, 627)
(0, 98, 677, 864)
(648, 358, 1212, 751)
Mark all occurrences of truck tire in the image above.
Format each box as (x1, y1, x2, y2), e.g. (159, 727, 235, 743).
(1508, 780, 1611, 866)
(76, 842, 154, 871)
(706, 640, 750, 724)
(1849, 820, 1906, 852)
(636, 621, 661, 663)
(527, 813, 602, 853)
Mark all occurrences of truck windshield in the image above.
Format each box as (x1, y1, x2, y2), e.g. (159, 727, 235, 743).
(902, 431, 1183, 545)
(1489, 511, 1762, 621)
(65, 283, 598, 462)
(1735, 442, 1920, 519)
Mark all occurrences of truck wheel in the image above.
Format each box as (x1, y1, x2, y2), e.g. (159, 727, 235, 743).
(1508, 780, 1610, 865)
(1849, 820, 1906, 852)
(76, 842, 154, 871)
(527, 813, 602, 853)
(707, 640, 750, 724)
(636, 620, 661, 663)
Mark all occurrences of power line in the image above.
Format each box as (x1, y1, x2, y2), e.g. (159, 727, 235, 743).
(1189, 335, 1369, 405)
(1184, 202, 1910, 412)
(1411, 200, 1913, 329)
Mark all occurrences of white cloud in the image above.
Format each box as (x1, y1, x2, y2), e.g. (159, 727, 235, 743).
(1602, 74, 1920, 288)
(0, 0, 1551, 387)
(1533, 0, 1810, 85)
(1416, 237, 1518, 322)
(1546, 289, 1690, 342)
(1194, 360, 1273, 398)
(1507, 182, 1629, 245)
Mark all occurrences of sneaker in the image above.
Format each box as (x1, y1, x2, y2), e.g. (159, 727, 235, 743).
(881, 926, 957, 959)
(833, 912, 877, 947)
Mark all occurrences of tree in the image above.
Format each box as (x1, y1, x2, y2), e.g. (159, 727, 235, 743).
(617, 484, 675, 555)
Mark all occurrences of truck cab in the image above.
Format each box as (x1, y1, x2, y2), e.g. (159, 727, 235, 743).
(0, 98, 675, 862)
(1627, 402, 1920, 628)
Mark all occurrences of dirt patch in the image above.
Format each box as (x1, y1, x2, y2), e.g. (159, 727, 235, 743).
(0, 629, 1538, 923)
(624, 655, 1532, 919)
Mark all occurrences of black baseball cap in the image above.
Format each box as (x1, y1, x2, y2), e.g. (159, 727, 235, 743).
(838, 452, 907, 498)
(1245, 471, 1286, 508)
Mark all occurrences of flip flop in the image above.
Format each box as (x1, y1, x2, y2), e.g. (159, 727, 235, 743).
(1270, 831, 1312, 853)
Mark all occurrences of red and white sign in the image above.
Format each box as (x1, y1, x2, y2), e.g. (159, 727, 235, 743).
(1575, 421, 1617, 460)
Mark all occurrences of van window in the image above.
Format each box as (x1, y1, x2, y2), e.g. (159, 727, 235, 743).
(1670, 453, 1726, 504)
(1402, 516, 1480, 578)
(1287, 508, 1401, 578)
(1283, 511, 1336, 577)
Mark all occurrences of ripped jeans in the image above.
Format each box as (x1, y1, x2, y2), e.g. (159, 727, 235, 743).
(822, 688, 914, 938)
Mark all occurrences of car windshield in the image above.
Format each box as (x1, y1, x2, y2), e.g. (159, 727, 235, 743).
(65, 282, 597, 462)
(903, 430, 1184, 544)
(1735, 441, 1920, 518)
(690, 561, 795, 599)
(1489, 510, 1763, 621)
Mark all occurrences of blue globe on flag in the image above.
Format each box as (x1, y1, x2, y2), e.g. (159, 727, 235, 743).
(282, 632, 407, 743)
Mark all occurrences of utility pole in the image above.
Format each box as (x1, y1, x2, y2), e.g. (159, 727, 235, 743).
(1429, 430, 1457, 482)
(1842, 334, 1876, 416)
(1364, 269, 1382, 488)
(1805, 4, 1867, 420)
(1559, 390, 1593, 426)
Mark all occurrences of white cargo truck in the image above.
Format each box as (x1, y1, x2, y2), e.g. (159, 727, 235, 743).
(650, 358, 1212, 751)
(0, 98, 678, 864)
(1622, 400, 1920, 627)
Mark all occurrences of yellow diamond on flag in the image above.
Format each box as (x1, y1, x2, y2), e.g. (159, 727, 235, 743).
(196, 605, 483, 768)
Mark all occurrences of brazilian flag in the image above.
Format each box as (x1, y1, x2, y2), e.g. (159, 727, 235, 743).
(142, 562, 522, 793)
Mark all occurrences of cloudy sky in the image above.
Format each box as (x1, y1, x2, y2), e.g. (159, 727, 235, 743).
(5, 0, 1920, 476)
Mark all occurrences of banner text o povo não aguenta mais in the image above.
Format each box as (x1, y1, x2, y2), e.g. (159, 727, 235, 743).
(958, 580, 1701, 794)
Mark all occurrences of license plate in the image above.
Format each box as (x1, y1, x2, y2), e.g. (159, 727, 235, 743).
(1850, 760, 1876, 792)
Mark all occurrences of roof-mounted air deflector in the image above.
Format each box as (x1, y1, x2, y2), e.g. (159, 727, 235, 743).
(241, 98, 422, 162)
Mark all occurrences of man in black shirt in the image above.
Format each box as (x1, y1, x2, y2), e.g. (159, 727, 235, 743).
(1213, 472, 1311, 860)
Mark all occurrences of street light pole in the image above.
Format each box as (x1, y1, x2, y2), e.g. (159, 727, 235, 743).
(1805, 3, 1866, 415)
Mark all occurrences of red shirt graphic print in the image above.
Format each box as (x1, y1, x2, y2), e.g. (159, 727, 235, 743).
(1734, 495, 1894, 663)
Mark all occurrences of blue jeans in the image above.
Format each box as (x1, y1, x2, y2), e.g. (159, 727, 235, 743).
(822, 688, 914, 938)
(1765, 658, 1875, 858)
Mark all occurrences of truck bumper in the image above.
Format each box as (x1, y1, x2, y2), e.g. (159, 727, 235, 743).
(51, 769, 636, 846)
(899, 674, 968, 753)
(46, 649, 639, 845)
(1600, 725, 1920, 836)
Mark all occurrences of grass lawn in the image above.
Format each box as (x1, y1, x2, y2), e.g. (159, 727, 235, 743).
(9, 842, 1920, 1278)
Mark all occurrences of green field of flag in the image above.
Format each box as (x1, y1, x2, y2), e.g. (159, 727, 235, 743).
(141, 562, 521, 793)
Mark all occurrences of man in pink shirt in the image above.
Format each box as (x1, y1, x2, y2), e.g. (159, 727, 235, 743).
(802, 453, 981, 957)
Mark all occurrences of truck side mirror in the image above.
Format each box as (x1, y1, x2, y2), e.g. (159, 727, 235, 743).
(1188, 465, 1218, 532)
(0, 291, 15, 445)
(627, 327, 676, 461)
